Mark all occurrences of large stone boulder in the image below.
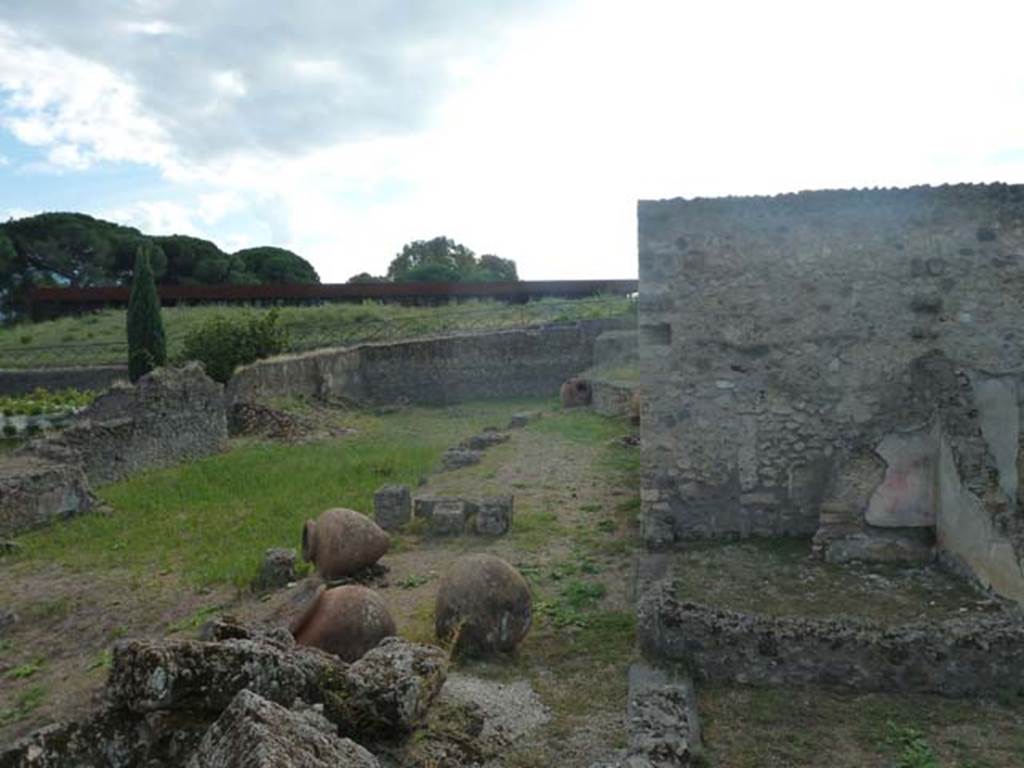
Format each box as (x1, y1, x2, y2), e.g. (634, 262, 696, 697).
(106, 630, 328, 715)
(292, 584, 397, 662)
(186, 690, 379, 768)
(302, 508, 390, 580)
(435, 554, 532, 656)
(106, 624, 447, 735)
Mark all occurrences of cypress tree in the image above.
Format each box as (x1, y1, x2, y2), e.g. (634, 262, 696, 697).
(126, 246, 166, 382)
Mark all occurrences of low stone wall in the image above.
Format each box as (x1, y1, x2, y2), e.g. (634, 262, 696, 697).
(0, 365, 128, 395)
(227, 321, 622, 406)
(40, 363, 227, 486)
(637, 585, 1024, 697)
(1, 364, 227, 536)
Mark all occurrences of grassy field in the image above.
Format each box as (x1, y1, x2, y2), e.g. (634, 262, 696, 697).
(13, 400, 526, 586)
(0, 295, 634, 368)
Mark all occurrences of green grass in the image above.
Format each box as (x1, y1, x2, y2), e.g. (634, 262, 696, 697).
(0, 296, 634, 368)
(700, 685, 1024, 768)
(533, 407, 631, 444)
(0, 685, 46, 725)
(10, 400, 538, 586)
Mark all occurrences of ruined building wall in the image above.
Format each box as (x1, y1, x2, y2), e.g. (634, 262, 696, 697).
(638, 184, 1024, 601)
(228, 321, 620, 406)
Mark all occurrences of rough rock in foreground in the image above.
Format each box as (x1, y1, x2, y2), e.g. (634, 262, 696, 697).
(187, 690, 379, 768)
(1, 623, 447, 767)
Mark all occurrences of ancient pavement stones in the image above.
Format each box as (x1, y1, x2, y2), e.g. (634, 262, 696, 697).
(253, 547, 297, 592)
(435, 553, 532, 656)
(373, 484, 412, 530)
(302, 508, 389, 579)
(187, 689, 380, 768)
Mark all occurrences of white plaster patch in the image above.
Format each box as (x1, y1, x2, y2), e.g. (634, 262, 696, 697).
(865, 429, 936, 528)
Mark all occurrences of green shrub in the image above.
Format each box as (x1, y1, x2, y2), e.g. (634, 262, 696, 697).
(180, 309, 287, 383)
(2, 424, 17, 437)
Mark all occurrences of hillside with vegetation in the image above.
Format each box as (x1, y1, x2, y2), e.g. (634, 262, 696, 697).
(0, 296, 633, 368)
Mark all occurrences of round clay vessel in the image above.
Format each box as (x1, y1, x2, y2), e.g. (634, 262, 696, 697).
(560, 377, 592, 408)
(291, 584, 396, 662)
(435, 553, 532, 656)
(302, 508, 389, 580)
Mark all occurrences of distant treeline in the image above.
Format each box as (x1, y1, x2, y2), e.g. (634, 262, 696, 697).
(0, 212, 318, 316)
(348, 236, 518, 285)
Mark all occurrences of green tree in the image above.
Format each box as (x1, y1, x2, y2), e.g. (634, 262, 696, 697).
(2, 212, 152, 287)
(346, 272, 388, 284)
(235, 246, 319, 283)
(386, 236, 518, 283)
(126, 247, 166, 382)
(472, 254, 518, 282)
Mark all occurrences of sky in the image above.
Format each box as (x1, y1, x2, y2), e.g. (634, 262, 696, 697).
(0, 0, 1022, 283)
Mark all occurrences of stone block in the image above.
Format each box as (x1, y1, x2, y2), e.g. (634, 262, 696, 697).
(429, 501, 468, 536)
(253, 548, 297, 592)
(373, 484, 412, 530)
(508, 411, 540, 429)
(460, 432, 510, 451)
(0, 457, 93, 537)
(474, 495, 514, 536)
(441, 448, 482, 471)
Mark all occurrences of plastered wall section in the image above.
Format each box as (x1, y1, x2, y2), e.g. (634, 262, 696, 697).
(638, 185, 1024, 593)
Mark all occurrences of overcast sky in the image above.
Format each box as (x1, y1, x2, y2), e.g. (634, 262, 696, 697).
(1, 0, 1022, 282)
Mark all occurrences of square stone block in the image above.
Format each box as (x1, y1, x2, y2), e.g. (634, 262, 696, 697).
(374, 484, 411, 530)
(474, 495, 514, 536)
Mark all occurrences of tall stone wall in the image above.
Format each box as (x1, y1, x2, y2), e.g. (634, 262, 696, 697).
(638, 184, 1024, 601)
(228, 321, 620, 406)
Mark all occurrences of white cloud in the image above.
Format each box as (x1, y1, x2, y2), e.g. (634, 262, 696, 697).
(2, 0, 1024, 283)
(119, 20, 183, 36)
(101, 200, 198, 237)
(46, 143, 91, 170)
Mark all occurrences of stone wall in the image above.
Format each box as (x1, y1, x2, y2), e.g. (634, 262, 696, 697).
(637, 585, 1024, 697)
(638, 183, 1024, 601)
(228, 321, 620, 406)
(1, 364, 226, 536)
(0, 365, 128, 396)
